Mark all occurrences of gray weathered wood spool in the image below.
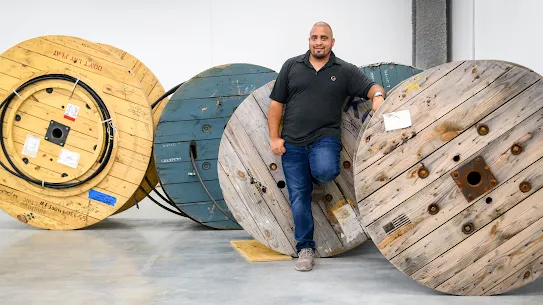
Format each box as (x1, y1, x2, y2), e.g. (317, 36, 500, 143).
(355, 60, 543, 295)
(217, 62, 422, 257)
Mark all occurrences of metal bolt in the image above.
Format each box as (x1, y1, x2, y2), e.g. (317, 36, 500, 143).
(490, 179, 497, 186)
(475, 157, 483, 163)
(15, 114, 21, 121)
(61, 173, 68, 177)
(46, 88, 53, 94)
(524, 271, 531, 279)
(511, 144, 523, 155)
(45, 137, 49, 140)
(202, 124, 211, 133)
(462, 223, 474, 234)
(428, 203, 439, 215)
(60, 143, 64, 146)
(202, 162, 210, 170)
(269, 163, 278, 171)
(453, 172, 459, 178)
(520, 182, 531, 193)
(418, 167, 430, 179)
(22, 158, 28, 164)
(261, 186, 267, 193)
(468, 194, 474, 201)
(343, 161, 351, 169)
(477, 124, 489, 136)
(324, 194, 333, 202)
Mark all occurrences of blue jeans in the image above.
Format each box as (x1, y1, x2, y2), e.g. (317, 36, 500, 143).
(281, 136, 341, 253)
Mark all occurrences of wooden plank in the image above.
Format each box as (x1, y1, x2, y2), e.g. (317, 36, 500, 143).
(230, 240, 293, 262)
(218, 164, 275, 238)
(195, 64, 275, 78)
(154, 117, 229, 143)
(388, 100, 543, 272)
(356, 61, 510, 178)
(218, 136, 295, 253)
(364, 78, 543, 259)
(162, 180, 222, 204)
(171, 72, 277, 100)
(161, 95, 246, 121)
(354, 59, 543, 295)
(432, 199, 543, 295)
(156, 160, 217, 184)
(484, 252, 543, 296)
(358, 66, 540, 225)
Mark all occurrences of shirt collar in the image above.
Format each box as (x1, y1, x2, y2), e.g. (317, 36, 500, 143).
(297, 50, 340, 67)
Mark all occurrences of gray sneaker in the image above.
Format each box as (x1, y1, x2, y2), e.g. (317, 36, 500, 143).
(295, 248, 315, 271)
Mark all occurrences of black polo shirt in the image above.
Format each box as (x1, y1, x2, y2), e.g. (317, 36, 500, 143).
(270, 50, 375, 146)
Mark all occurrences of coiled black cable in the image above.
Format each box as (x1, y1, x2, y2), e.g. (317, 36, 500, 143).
(0, 74, 113, 189)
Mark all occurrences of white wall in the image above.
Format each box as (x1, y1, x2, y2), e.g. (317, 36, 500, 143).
(451, 0, 543, 75)
(0, 0, 412, 220)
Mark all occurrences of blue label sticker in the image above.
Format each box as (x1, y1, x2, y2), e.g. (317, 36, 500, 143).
(88, 189, 116, 206)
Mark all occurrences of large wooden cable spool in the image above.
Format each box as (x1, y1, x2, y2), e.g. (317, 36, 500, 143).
(154, 64, 277, 229)
(218, 63, 422, 257)
(0, 35, 153, 229)
(97, 43, 168, 214)
(355, 60, 543, 295)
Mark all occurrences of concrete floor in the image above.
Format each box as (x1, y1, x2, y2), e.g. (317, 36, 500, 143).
(0, 213, 543, 305)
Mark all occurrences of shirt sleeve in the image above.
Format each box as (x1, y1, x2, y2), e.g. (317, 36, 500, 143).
(347, 64, 376, 99)
(269, 60, 290, 104)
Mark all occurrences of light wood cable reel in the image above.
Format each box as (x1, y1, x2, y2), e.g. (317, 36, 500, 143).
(355, 60, 543, 295)
(0, 35, 153, 229)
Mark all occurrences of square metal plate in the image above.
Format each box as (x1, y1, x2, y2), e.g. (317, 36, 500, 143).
(451, 156, 497, 202)
(45, 120, 70, 147)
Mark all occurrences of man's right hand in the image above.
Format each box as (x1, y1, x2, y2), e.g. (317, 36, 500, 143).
(271, 137, 286, 156)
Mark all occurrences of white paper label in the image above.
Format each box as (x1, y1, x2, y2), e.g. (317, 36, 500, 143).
(332, 204, 365, 243)
(383, 109, 412, 131)
(57, 148, 80, 169)
(22, 135, 40, 158)
(63, 104, 80, 121)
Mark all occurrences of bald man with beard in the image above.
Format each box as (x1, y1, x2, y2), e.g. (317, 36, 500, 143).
(268, 22, 386, 271)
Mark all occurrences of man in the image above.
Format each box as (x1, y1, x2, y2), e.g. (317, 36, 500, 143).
(268, 22, 386, 271)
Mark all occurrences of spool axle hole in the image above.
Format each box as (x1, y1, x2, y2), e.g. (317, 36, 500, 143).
(52, 127, 63, 139)
(467, 171, 482, 186)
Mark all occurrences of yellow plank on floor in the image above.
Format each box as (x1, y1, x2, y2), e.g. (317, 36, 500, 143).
(230, 240, 292, 262)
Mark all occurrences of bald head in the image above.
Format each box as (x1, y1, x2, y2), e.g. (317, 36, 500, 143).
(308, 22, 335, 60)
(310, 22, 333, 38)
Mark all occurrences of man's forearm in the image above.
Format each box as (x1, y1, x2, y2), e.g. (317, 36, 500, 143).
(367, 83, 386, 100)
(268, 100, 284, 139)
(367, 84, 386, 112)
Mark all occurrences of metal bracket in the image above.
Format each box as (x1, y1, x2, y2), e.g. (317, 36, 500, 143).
(45, 120, 70, 147)
(451, 156, 497, 202)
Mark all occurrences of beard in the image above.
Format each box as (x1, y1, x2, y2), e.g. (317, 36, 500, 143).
(311, 48, 330, 59)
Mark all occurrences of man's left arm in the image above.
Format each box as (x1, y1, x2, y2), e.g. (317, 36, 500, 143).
(366, 83, 386, 113)
(347, 65, 386, 113)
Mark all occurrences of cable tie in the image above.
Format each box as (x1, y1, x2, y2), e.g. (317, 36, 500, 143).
(12, 89, 22, 99)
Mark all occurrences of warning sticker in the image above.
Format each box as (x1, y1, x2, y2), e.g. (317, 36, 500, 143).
(57, 148, 80, 169)
(22, 135, 40, 158)
(63, 104, 80, 122)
